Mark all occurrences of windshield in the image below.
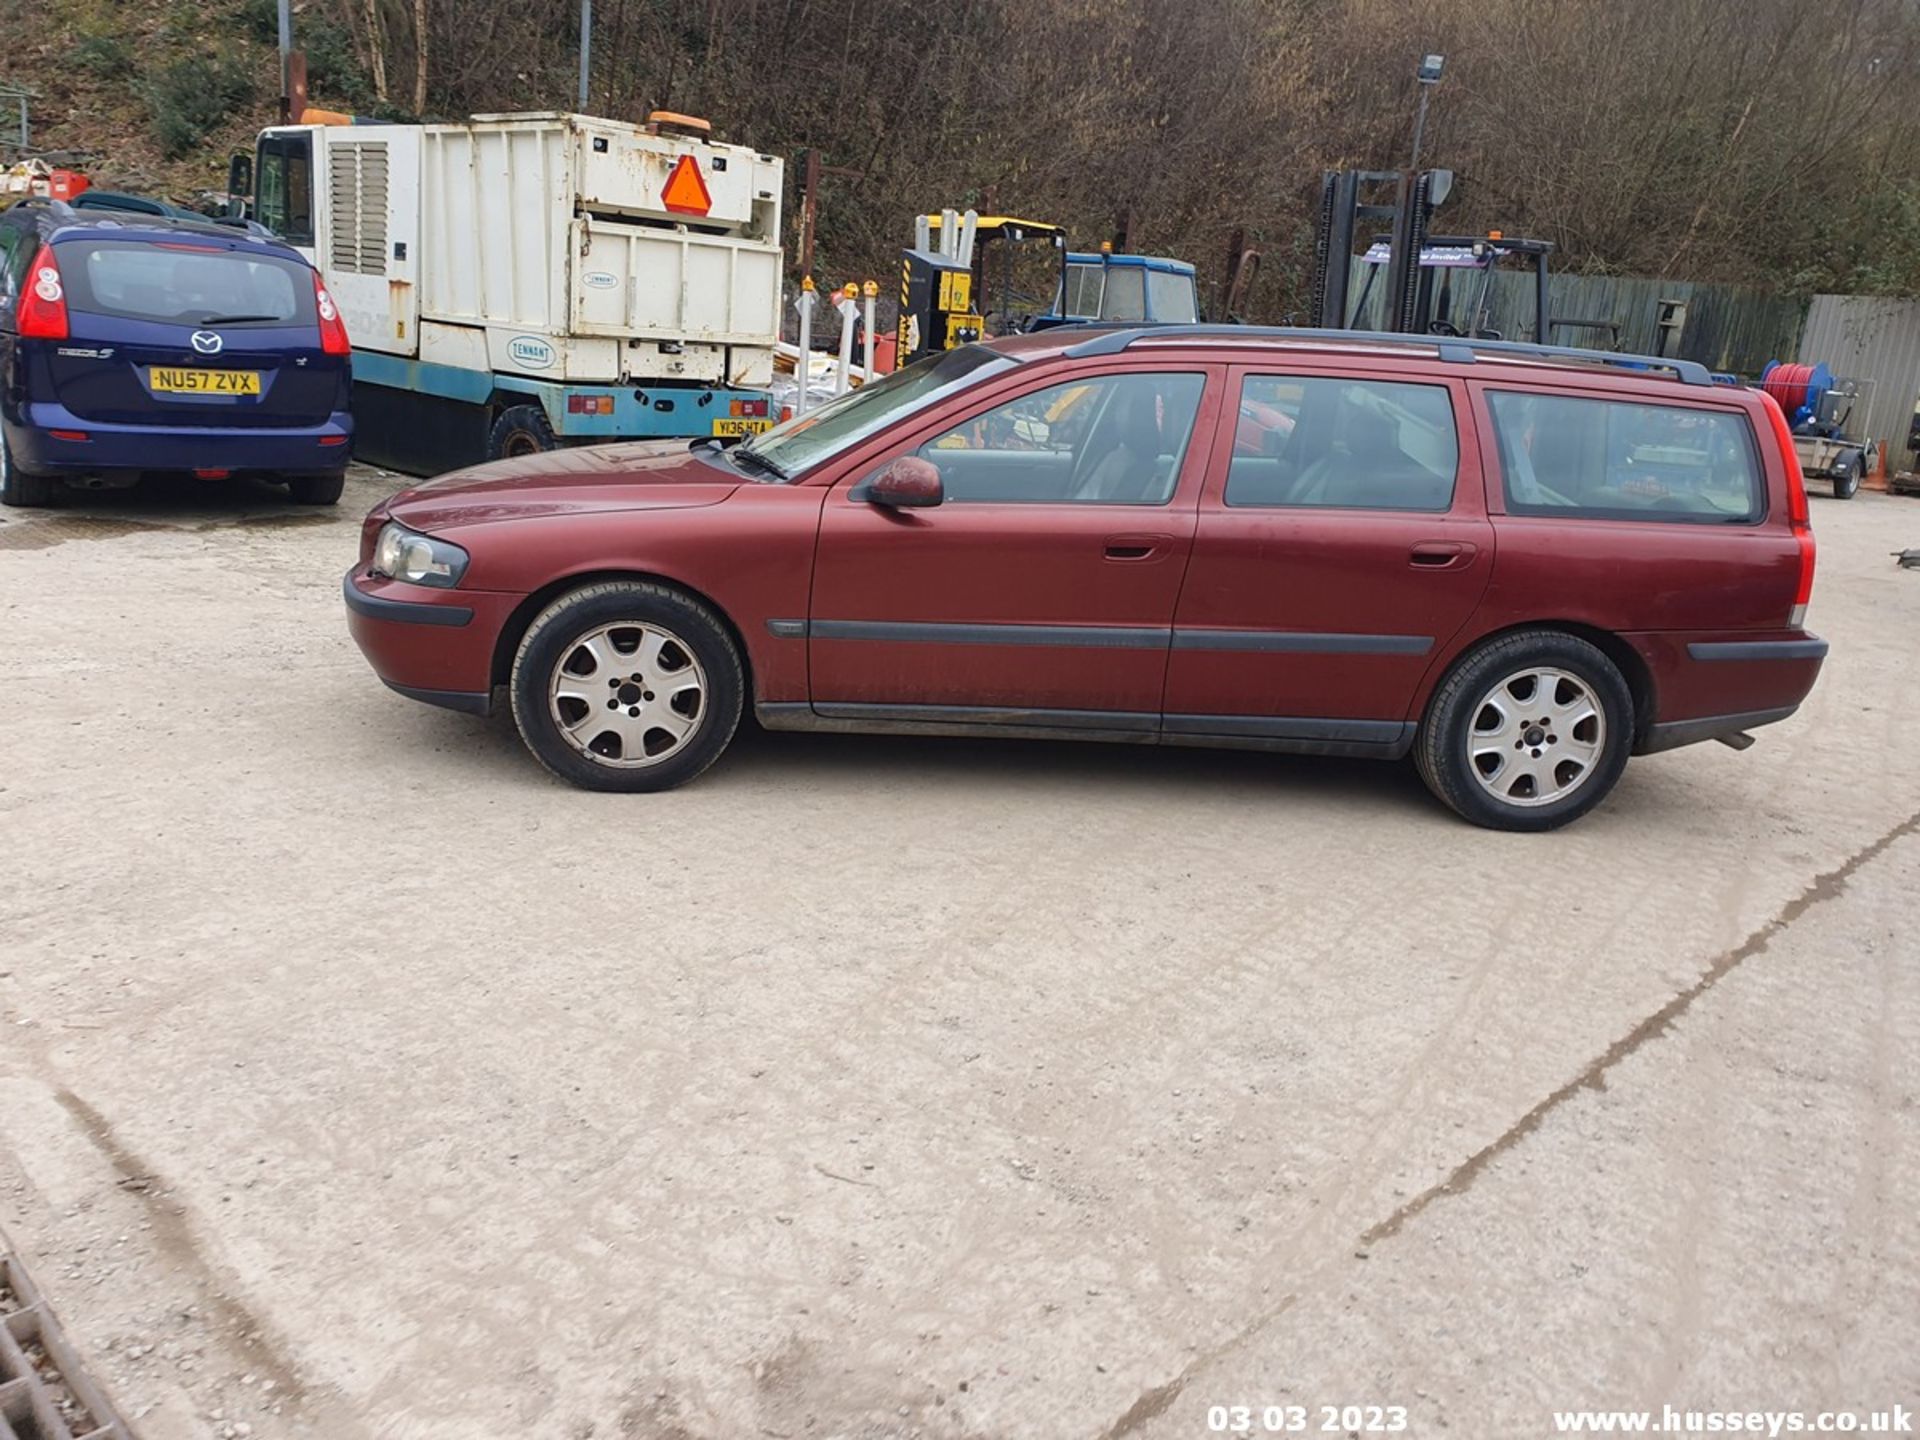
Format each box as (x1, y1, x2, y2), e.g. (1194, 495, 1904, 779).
(740, 345, 1018, 479)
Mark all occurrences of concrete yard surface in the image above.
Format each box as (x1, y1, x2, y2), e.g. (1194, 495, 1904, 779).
(0, 470, 1916, 1440)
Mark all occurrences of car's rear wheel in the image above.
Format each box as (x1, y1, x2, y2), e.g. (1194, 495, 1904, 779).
(286, 471, 346, 505)
(488, 404, 558, 462)
(1415, 630, 1634, 832)
(0, 430, 55, 508)
(509, 581, 743, 792)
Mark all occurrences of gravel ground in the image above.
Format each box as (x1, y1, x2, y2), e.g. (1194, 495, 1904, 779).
(0, 468, 1915, 1440)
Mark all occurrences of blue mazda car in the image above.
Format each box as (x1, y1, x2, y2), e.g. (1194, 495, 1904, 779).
(0, 200, 352, 507)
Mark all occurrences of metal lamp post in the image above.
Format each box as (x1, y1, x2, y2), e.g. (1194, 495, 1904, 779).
(1410, 53, 1445, 174)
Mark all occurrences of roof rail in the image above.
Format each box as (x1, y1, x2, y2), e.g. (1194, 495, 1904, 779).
(9, 195, 78, 218)
(1058, 324, 1715, 387)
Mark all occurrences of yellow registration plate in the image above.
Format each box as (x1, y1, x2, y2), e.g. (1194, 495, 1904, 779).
(148, 367, 262, 396)
(711, 417, 773, 438)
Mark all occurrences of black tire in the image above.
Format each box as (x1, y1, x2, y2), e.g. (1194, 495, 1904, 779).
(487, 404, 559, 462)
(286, 470, 347, 505)
(0, 430, 55, 508)
(509, 581, 744, 793)
(1831, 453, 1861, 500)
(1415, 630, 1635, 832)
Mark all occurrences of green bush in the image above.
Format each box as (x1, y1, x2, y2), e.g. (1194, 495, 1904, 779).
(72, 33, 133, 78)
(141, 54, 257, 160)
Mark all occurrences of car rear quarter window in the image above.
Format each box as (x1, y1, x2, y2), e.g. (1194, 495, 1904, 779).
(1226, 375, 1459, 511)
(57, 240, 316, 328)
(1486, 390, 1763, 523)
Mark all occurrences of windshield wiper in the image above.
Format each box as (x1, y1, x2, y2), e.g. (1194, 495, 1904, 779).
(729, 446, 791, 482)
(199, 313, 281, 325)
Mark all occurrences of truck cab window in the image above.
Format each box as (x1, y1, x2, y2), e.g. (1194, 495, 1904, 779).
(1060, 263, 1104, 320)
(1099, 266, 1146, 321)
(255, 136, 314, 245)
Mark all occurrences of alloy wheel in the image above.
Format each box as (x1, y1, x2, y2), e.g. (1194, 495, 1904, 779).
(1466, 666, 1607, 808)
(547, 621, 708, 768)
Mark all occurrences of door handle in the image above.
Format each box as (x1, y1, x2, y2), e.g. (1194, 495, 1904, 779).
(1408, 541, 1477, 570)
(1105, 533, 1169, 562)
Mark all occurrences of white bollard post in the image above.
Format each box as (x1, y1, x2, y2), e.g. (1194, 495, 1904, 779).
(834, 287, 858, 396)
(861, 279, 877, 381)
(793, 276, 816, 415)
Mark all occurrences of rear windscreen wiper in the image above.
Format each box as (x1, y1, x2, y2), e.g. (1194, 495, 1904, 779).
(198, 314, 281, 325)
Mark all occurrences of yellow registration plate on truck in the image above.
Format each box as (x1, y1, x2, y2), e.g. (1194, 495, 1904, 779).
(711, 417, 773, 438)
(148, 368, 262, 396)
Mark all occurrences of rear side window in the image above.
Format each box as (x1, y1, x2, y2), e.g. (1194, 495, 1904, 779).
(57, 241, 316, 328)
(0, 223, 35, 294)
(1487, 390, 1763, 523)
(1226, 375, 1459, 511)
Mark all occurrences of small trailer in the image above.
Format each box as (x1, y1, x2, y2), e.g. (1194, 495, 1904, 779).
(234, 110, 784, 473)
(1759, 361, 1877, 500)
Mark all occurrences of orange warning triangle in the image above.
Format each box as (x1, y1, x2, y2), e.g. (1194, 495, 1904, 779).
(661, 154, 712, 216)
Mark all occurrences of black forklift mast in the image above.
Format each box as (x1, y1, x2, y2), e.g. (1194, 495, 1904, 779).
(1308, 170, 1439, 335)
(1307, 169, 1554, 346)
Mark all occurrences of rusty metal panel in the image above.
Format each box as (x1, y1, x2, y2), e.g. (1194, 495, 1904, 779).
(1799, 295, 1920, 465)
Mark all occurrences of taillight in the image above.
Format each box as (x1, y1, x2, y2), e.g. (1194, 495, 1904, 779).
(1759, 391, 1815, 626)
(16, 245, 69, 340)
(313, 273, 351, 356)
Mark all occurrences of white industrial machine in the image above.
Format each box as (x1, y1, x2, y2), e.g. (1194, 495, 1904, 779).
(238, 110, 785, 471)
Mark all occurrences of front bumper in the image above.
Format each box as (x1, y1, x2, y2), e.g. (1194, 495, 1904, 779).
(343, 566, 520, 717)
(9, 405, 352, 475)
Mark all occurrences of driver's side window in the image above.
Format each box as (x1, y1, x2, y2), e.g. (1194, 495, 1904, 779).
(915, 371, 1205, 505)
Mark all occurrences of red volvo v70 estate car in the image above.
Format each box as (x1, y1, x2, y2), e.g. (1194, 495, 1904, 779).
(344, 326, 1826, 831)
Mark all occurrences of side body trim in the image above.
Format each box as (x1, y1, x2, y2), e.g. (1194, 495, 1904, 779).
(1170, 630, 1432, 655)
(795, 619, 1431, 654)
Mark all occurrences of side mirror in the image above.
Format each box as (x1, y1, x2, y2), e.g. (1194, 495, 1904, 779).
(857, 455, 943, 509)
(226, 152, 253, 218)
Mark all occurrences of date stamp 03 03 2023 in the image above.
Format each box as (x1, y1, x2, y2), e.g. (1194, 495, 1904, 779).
(1205, 1403, 1411, 1434)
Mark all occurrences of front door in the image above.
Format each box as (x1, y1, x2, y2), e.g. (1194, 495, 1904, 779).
(1164, 364, 1495, 743)
(808, 365, 1221, 726)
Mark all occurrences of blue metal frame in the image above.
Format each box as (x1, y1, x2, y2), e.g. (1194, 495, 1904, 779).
(350, 349, 776, 439)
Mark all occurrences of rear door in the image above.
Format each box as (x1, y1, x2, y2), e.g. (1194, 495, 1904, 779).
(1163, 363, 1494, 741)
(46, 236, 336, 428)
(806, 363, 1223, 721)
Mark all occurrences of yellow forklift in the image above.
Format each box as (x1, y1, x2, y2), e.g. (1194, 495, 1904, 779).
(896, 210, 1201, 365)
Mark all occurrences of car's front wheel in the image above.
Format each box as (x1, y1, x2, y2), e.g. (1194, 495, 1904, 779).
(1415, 630, 1634, 832)
(0, 429, 55, 508)
(508, 581, 744, 792)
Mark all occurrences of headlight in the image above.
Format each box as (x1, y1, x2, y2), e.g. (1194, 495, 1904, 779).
(371, 522, 469, 587)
